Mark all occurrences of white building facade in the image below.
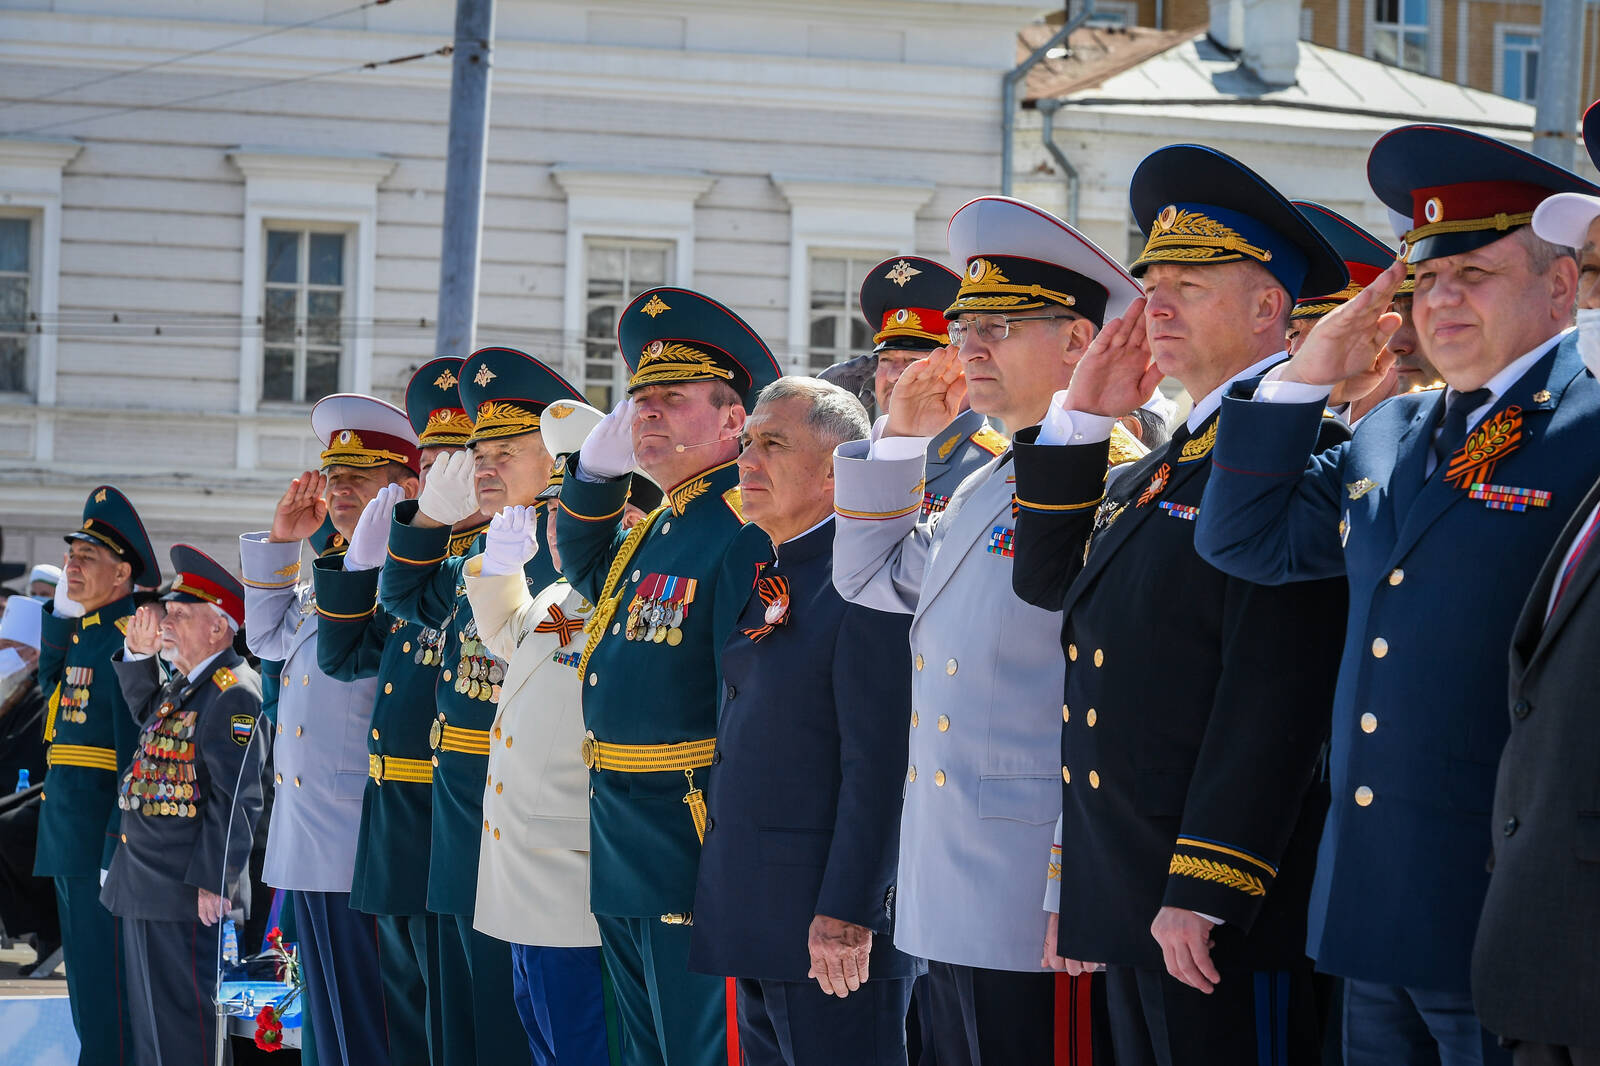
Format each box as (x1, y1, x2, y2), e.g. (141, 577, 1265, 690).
(0, 0, 1043, 568)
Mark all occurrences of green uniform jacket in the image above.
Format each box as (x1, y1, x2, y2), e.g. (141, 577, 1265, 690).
(35, 596, 139, 876)
(313, 521, 485, 917)
(556, 458, 768, 917)
(379, 503, 556, 916)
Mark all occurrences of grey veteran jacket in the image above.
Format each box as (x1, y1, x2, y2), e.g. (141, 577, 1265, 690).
(832, 435, 1067, 972)
(242, 533, 377, 893)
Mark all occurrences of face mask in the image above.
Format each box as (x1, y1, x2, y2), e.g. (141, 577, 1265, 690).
(1578, 308, 1600, 379)
(0, 647, 26, 688)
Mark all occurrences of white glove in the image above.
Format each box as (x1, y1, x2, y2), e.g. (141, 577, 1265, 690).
(53, 578, 84, 619)
(345, 483, 404, 571)
(416, 449, 479, 526)
(575, 399, 637, 481)
(481, 506, 538, 577)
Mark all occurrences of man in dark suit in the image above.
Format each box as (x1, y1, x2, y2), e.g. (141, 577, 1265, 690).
(689, 375, 916, 1065)
(1194, 125, 1600, 1066)
(1007, 144, 1352, 1066)
(1469, 115, 1600, 1066)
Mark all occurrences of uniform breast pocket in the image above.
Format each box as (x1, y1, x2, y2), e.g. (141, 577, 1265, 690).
(759, 827, 832, 867)
(977, 774, 1056, 825)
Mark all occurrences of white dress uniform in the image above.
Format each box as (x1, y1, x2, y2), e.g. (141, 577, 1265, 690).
(463, 562, 601, 949)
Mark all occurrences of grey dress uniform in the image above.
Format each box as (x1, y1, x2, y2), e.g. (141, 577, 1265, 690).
(102, 649, 267, 1066)
(918, 409, 1008, 520)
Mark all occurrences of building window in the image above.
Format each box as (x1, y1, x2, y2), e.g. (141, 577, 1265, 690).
(260, 227, 347, 405)
(583, 240, 673, 410)
(1371, 0, 1428, 71)
(0, 217, 32, 395)
(807, 254, 884, 375)
(1499, 30, 1540, 103)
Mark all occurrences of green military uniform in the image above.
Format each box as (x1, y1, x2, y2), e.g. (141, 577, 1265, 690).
(35, 485, 160, 1065)
(555, 287, 779, 1066)
(380, 347, 585, 1066)
(313, 358, 484, 1066)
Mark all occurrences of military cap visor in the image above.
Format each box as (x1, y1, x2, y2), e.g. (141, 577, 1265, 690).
(312, 394, 422, 475)
(946, 196, 1141, 326)
(64, 485, 161, 588)
(1290, 201, 1401, 320)
(859, 256, 960, 353)
(1532, 192, 1600, 251)
(1368, 123, 1600, 263)
(162, 543, 246, 626)
(407, 357, 474, 447)
(619, 287, 780, 408)
(459, 347, 586, 445)
(536, 399, 606, 501)
(1130, 145, 1347, 301)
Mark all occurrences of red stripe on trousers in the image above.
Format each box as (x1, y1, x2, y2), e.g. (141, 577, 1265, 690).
(1054, 972, 1093, 1066)
(726, 976, 740, 1066)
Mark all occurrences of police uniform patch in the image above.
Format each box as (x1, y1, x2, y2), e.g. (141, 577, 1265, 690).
(230, 714, 254, 747)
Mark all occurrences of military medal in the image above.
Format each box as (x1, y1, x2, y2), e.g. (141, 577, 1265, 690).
(764, 595, 788, 625)
(744, 574, 791, 642)
(1346, 477, 1378, 500)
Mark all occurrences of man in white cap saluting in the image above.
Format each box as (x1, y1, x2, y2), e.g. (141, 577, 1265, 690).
(832, 196, 1144, 1065)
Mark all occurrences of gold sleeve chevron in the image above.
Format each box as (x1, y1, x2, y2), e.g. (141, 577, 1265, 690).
(1168, 855, 1267, 897)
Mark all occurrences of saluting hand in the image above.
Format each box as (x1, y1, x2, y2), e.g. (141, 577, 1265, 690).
(1151, 906, 1221, 994)
(1061, 297, 1161, 418)
(481, 505, 538, 578)
(807, 914, 872, 998)
(125, 604, 163, 657)
(345, 482, 406, 571)
(269, 471, 329, 544)
(884, 345, 967, 438)
(1280, 259, 1406, 389)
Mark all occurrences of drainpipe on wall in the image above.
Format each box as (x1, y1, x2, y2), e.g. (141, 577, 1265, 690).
(1035, 98, 1081, 226)
(1001, 0, 1096, 196)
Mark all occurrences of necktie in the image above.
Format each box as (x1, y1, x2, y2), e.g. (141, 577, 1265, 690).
(1431, 387, 1492, 470)
(1547, 507, 1600, 620)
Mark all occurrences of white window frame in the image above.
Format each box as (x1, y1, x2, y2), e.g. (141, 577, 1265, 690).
(260, 224, 356, 406)
(773, 176, 934, 375)
(0, 137, 80, 463)
(579, 237, 679, 410)
(552, 166, 715, 394)
(1366, 0, 1432, 73)
(803, 250, 895, 376)
(1494, 24, 1542, 104)
(227, 147, 393, 468)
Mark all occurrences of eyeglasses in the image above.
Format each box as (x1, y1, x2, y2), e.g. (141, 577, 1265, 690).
(946, 313, 1078, 348)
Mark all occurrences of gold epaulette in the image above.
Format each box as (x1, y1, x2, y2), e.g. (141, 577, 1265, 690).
(1109, 422, 1150, 466)
(723, 487, 744, 522)
(114, 616, 130, 635)
(212, 666, 237, 691)
(1409, 381, 1446, 393)
(969, 425, 1008, 457)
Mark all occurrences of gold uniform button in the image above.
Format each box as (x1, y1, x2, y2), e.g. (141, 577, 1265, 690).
(914, 654, 924, 671)
(910, 710, 919, 728)
(484, 819, 490, 831)
(442, 670, 453, 682)
(934, 770, 946, 787)
(431, 756, 439, 767)
(371, 728, 380, 741)
(1088, 770, 1101, 789)
(1371, 638, 1388, 659)
(1067, 643, 1078, 662)
(276, 724, 284, 736)
(402, 641, 412, 653)
(493, 828, 500, 840)
(589, 674, 598, 687)
(72, 634, 79, 644)
(945, 658, 958, 676)
(494, 727, 502, 739)
(302, 675, 309, 686)
(1360, 713, 1378, 734)
(495, 782, 503, 794)
(293, 776, 301, 788)
(506, 737, 513, 748)
(384, 683, 393, 695)
(937, 714, 950, 732)
(1355, 785, 1374, 806)
(295, 726, 303, 737)
(907, 765, 917, 783)
(1062, 704, 1070, 723)
(1388, 568, 1404, 586)
(121, 833, 127, 843)
(1093, 649, 1104, 668)
(1062, 766, 1071, 784)
(275, 773, 283, 785)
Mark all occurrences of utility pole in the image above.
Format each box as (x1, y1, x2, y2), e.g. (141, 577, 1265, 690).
(1533, 0, 1583, 169)
(434, 0, 496, 357)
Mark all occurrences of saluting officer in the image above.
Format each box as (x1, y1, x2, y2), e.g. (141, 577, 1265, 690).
(104, 545, 266, 1066)
(556, 287, 780, 1066)
(242, 394, 422, 1066)
(312, 358, 489, 1066)
(831, 197, 1142, 1066)
(1195, 125, 1600, 1066)
(857, 255, 1008, 519)
(380, 348, 585, 1066)
(36, 484, 160, 1065)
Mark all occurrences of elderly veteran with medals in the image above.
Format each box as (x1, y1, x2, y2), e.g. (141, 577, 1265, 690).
(1008, 146, 1352, 1066)
(242, 394, 422, 1066)
(556, 287, 779, 1066)
(1193, 126, 1600, 1066)
(456, 399, 644, 1066)
(831, 196, 1143, 1066)
(380, 347, 584, 1066)
(36, 484, 160, 1065)
(687, 376, 917, 1066)
(311, 357, 489, 1066)
(104, 545, 266, 1066)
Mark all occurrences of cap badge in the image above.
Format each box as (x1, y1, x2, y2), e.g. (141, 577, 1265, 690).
(641, 294, 671, 318)
(339, 430, 353, 444)
(885, 259, 921, 287)
(549, 404, 574, 419)
(646, 340, 666, 358)
(94, 488, 107, 504)
(967, 258, 989, 281)
(894, 309, 909, 324)
(1157, 205, 1178, 231)
(474, 365, 497, 387)
(434, 369, 459, 390)
(1424, 197, 1443, 224)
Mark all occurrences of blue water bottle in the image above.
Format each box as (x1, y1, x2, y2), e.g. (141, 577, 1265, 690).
(14, 769, 28, 793)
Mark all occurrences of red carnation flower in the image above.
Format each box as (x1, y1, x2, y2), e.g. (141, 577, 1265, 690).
(253, 1005, 284, 1052)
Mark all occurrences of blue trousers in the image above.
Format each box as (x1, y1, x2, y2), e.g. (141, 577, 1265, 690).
(57, 874, 132, 1065)
(1104, 962, 1320, 1066)
(595, 914, 726, 1066)
(510, 943, 613, 1066)
(736, 975, 914, 1066)
(1343, 979, 1511, 1066)
(294, 890, 390, 1066)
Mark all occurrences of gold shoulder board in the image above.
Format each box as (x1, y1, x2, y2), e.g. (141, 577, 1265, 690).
(114, 616, 130, 635)
(970, 425, 1008, 457)
(723, 486, 745, 522)
(212, 667, 238, 692)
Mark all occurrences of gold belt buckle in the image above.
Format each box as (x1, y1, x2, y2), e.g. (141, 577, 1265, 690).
(658, 912, 693, 926)
(580, 731, 597, 770)
(370, 753, 385, 785)
(429, 718, 443, 750)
